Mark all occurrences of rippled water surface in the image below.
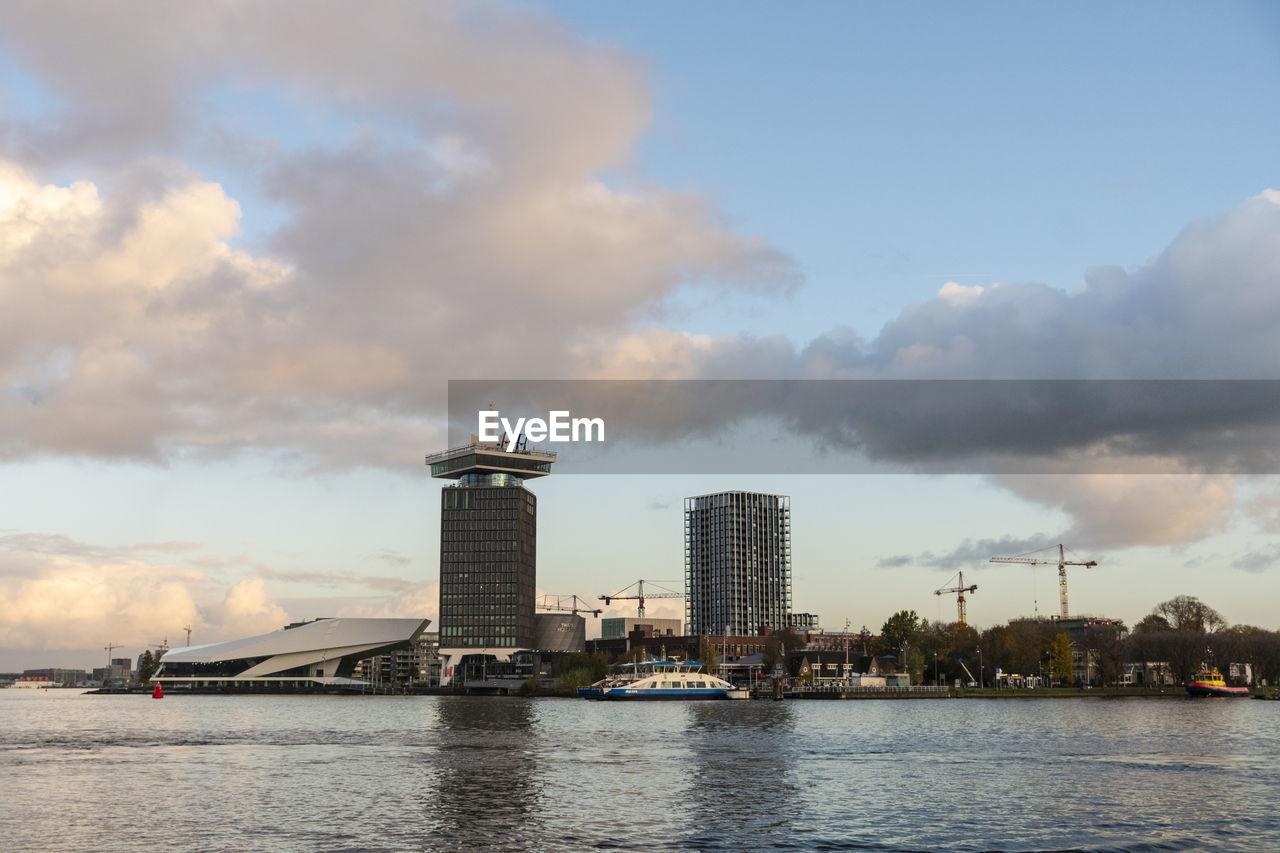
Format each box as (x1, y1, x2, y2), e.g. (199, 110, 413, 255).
(2, 690, 1278, 851)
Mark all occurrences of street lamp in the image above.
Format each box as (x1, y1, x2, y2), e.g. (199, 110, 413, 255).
(934, 652, 939, 687)
(978, 647, 984, 689)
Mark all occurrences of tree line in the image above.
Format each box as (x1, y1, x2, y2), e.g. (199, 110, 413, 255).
(877, 595, 1279, 687)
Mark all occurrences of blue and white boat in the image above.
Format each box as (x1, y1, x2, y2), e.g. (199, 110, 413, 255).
(578, 659, 747, 700)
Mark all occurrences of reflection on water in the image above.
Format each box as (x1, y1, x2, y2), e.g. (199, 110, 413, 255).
(425, 697, 539, 849)
(2, 690, 1279, 851)
(682, 702, 799, 848)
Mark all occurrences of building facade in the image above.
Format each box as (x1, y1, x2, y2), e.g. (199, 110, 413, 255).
(685, 491, 792, 636)
(354, 631, 440, 687)
(428, 436, 555, 653)
(153, 618, 429, 691)
(600, 617, 682, 640)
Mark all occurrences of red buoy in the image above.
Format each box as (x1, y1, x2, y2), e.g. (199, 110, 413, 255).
(152, 684, 164, 699)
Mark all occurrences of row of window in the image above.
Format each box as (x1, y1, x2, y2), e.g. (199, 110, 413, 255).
(442, 539, 520, 551)
(441, 572, 521, 584)
(441, 593, 521, 603)
(445, 636, 520, 647)
(442, 518, 524, 530)
(442, 491, 532, 510)
(444, 571, 533, 581)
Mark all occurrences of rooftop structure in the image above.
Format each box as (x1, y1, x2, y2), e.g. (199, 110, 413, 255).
(425, 438, 556, 482)
(600, 616, 682, 641)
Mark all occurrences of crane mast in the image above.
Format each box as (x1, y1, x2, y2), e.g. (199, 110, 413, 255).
(990, 543, 1097, 619)
(934, 571, 978, 625)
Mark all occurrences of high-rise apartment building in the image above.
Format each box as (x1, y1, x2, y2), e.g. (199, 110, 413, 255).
(427, 436, 555, 651)
(684, 491, 792, 636)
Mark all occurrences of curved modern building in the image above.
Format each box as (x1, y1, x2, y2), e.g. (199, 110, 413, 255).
(153, 617, 430, 691)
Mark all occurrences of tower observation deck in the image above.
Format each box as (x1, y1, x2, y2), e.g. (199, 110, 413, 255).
(425, 440, 556, 482)
(428, 436, 556, 659)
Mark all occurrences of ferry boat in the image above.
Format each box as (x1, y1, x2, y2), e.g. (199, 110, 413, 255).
(1186, 665, 1251, 698)
(10, 676, 58, 689)
(578, 659, 746, 701)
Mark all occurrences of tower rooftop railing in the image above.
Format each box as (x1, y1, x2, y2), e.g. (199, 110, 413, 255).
(425, 441, 558, 465)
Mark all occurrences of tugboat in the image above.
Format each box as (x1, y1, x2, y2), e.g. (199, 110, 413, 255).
(1186, 665, 1251, 698)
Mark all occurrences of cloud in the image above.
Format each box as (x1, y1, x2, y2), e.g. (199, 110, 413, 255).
(0, 1, 649, 174)
(1232, 546, 1280, 574)
(0, 533, 288, 651)
(877, 534, 1052, 572)
(829, 190, 1280, 381)
(0, 0, 794, 470)
(337, 581, 440, 625)
(201, 578, 291, 641)
(0, 551, 202, 651)
(252, 564, 417, 593)
(993, 474, 1234, 549)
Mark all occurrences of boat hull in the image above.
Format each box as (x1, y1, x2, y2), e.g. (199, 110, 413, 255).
(1186, 683, 1251, 698)
(579, 687, 731, 701)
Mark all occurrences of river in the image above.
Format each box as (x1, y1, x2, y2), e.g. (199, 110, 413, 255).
(2, 690, 1277, 851)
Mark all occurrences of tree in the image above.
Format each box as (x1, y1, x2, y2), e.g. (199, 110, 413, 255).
(137, 650, 158, 683)
(1132, 613, 1172, 634)
(1153, 595, 1225, 634)
(880, 610, 924, 657)
(556, 652, 611, 694)
(1047, 633, 1074, 685)
(1083, 623, 1126, 687)
(762, 629, 804, 676)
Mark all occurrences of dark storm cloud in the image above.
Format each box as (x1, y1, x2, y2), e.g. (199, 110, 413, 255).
(447, 378, 1280, 474)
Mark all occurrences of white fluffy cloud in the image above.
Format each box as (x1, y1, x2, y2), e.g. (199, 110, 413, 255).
(817, 189, 1280, 380)
(0, 537, 298, 654)
(0, 1, 793, 469)
(993, 473, 1236, 550)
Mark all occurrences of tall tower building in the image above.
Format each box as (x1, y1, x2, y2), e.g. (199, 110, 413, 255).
(427, 436, 555, 653)
(684, 491, 792, 636)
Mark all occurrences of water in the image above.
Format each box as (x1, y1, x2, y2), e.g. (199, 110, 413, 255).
(2, 691, 1278, 852)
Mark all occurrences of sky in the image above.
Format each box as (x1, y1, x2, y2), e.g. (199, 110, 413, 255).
(1, 1, 1279, 671)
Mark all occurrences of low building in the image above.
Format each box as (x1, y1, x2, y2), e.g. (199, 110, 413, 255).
(354, 631, 440, 687)
(534, 613, 586, 653)
(21, 668, 89, 686)
(154, 617, 429, 691)
(92, 659, 134, 685)
(787, 613, 820, 631)
(587, 632, 771, 663)
(600, 617, 682, 640)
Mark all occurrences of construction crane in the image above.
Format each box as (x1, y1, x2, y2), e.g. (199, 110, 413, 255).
(537, 594, 602, 618)
(934, 571, 978, 625)
(599, 579, 684, 619)
(990, 543, 1097, 620)
(182, 625, 192, 646)
(103, 641, 119, 667)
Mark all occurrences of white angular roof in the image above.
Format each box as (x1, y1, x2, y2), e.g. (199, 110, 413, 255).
(161, 618, 428, 666)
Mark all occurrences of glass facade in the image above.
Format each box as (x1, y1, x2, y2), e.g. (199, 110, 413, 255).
(685, 491, 792, 636)
(438, 480, 538, 649)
